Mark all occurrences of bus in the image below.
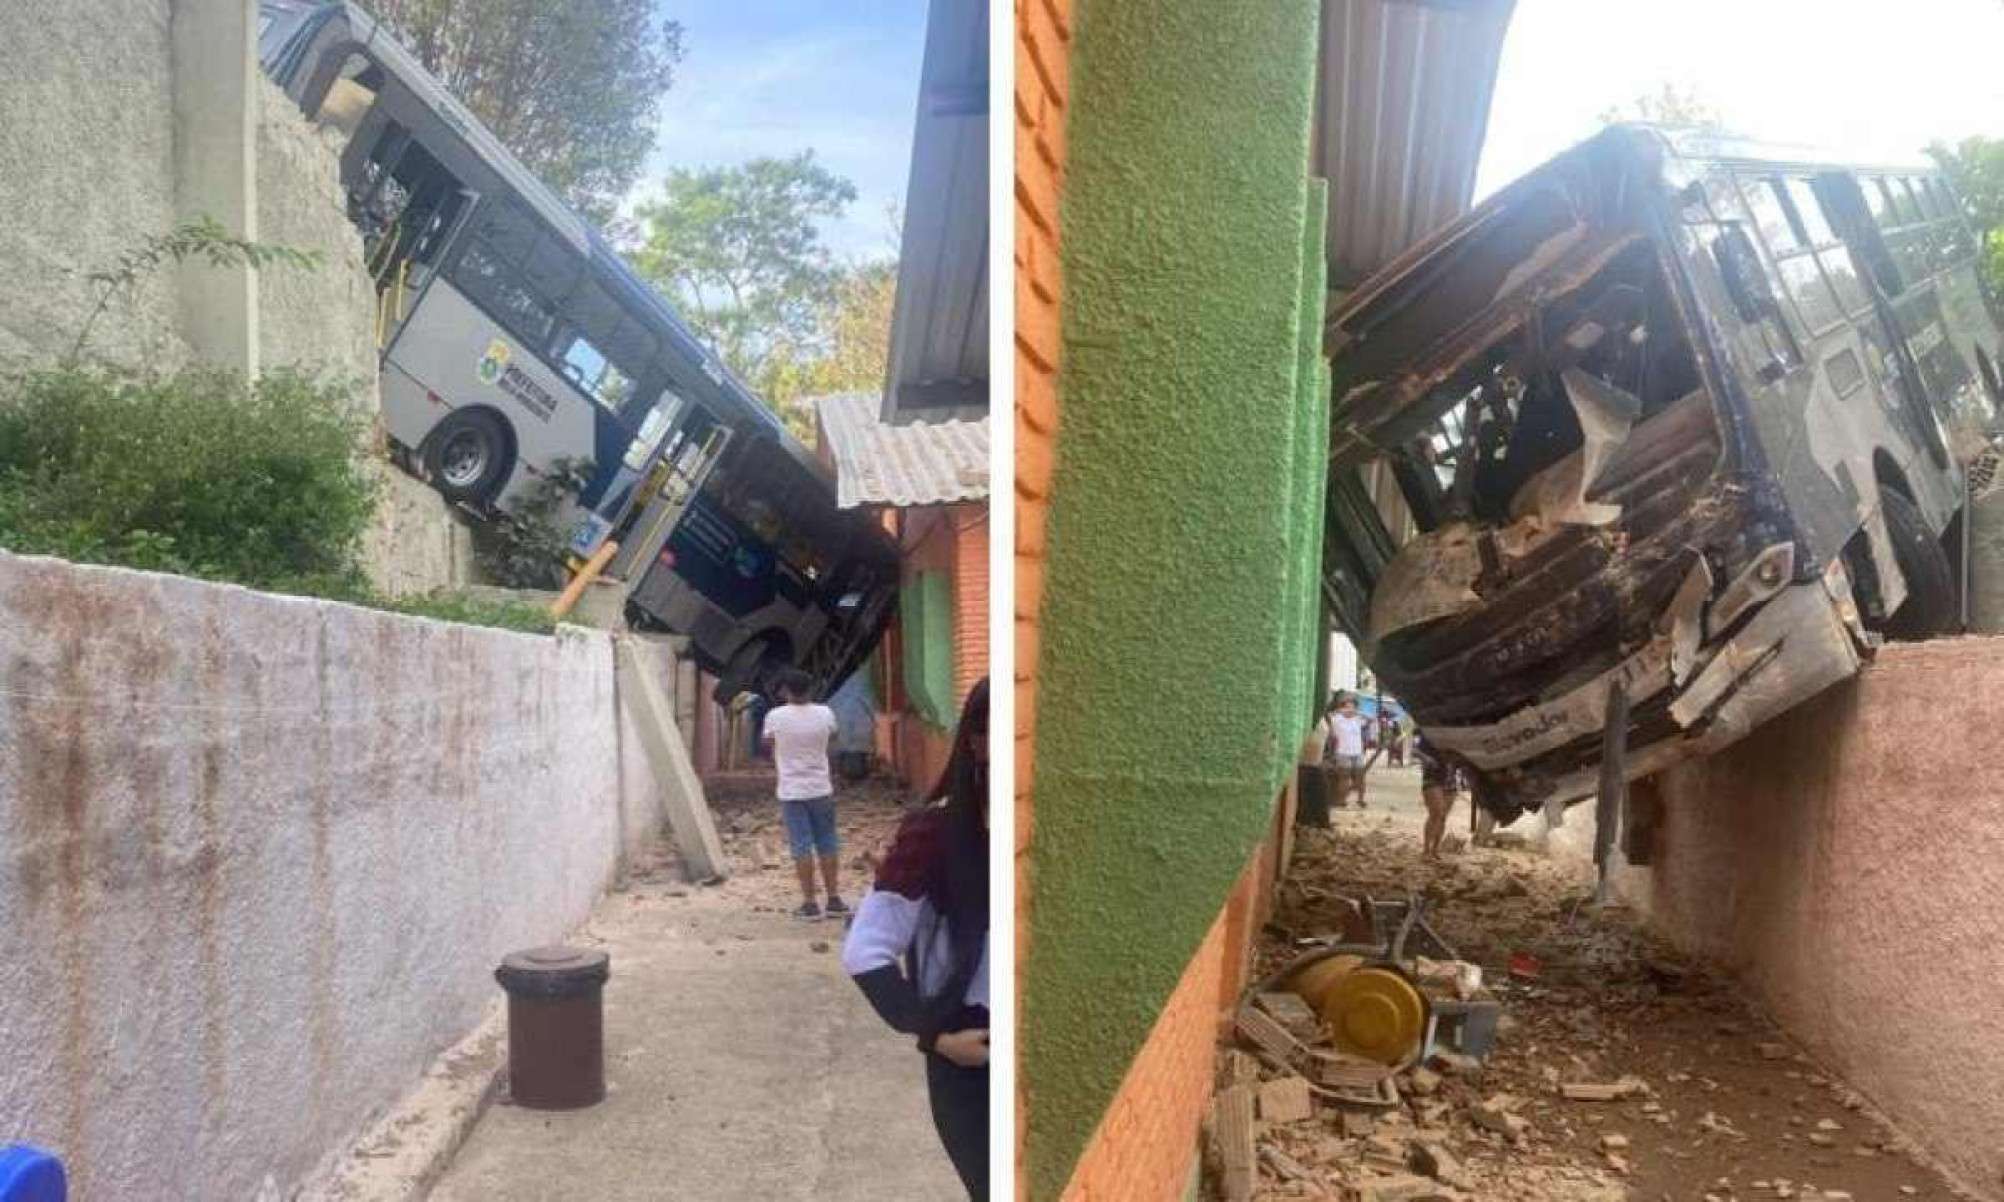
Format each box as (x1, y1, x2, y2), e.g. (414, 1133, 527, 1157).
(259, 1, 898, 698)
(1322, 124, 2001, 826)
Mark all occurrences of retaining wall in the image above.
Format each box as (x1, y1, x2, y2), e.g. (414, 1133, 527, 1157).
(0, 0, 472, 596)
(1632, 638, 2004, 1197)
(0, 550, 678, 1200)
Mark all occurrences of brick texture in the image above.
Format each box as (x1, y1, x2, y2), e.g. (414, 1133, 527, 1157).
(1058, 782, 1298, 1201)
(1015, 0, 1072, 1189)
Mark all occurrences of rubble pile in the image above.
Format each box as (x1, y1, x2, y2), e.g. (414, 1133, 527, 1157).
(1207, 803, 1962, 1201)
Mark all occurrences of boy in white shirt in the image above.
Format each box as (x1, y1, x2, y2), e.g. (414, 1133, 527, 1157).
(761, 669, 845, 920)
(1326, 694, 1369, 810)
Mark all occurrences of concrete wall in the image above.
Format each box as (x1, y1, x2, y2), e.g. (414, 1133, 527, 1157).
(0, 0, 471, 596)
(0, 550, 678, 1200)
(1017, 1, 1329, 1195)
(0, 0, 187, 367)
(1622, 640, 2004, 1197)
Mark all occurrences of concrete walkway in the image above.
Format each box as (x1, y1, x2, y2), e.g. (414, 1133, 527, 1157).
(432, 787, 962, 1201)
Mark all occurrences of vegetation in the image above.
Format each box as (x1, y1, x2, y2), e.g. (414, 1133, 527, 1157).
(1597, 82, 1725, 132)
(72, 216, 321, 363)
(634, 157, 902, 438)
(469, 457, 597, 590)
(1926, 135, 2004, 295)
(0, 364, 553, 634)
(0, 366, 375, 586)
(369, 0, 685, 222)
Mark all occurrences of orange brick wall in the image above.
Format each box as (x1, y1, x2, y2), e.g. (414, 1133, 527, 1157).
(952, 507, 990, 701)
(1014, 0, 1071, 1185)
(1059, 782, 1298, 1201)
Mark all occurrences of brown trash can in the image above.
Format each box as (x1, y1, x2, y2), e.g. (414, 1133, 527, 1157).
(495, 945, 611, 1109)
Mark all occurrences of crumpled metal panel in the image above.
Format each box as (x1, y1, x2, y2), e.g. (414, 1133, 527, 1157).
(813, 392, 990, 510)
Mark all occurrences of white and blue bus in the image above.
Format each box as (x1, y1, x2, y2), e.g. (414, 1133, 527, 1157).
(260, 2, 897, 698)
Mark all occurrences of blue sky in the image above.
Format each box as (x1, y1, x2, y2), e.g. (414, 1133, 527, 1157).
(632, 1, 929, 264)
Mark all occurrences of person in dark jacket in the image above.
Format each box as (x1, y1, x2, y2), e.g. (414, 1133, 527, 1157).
(841, 679, 990, 1198)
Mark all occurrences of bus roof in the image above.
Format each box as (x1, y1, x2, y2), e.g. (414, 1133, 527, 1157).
(265, 1, 826, 479)
(1621, 122, 1937, 180)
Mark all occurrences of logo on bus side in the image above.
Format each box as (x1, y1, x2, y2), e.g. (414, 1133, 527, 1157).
(477, 339, 511, 385)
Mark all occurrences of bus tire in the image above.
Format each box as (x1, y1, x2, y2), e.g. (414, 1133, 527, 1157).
(424, 409, 512, 506)
(1879, 488, 1955, 640)
(715, 635, 783, 703)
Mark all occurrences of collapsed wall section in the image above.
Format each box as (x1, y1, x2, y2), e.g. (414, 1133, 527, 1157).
(1635, 639, 2004, 1197)
(0, 550, 664, 1200)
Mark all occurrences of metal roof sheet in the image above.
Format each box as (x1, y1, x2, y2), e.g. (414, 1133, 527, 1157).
(815, 392, 990, 509)
(1315, 0, 1517, 290)
(882, 0, 989, 425)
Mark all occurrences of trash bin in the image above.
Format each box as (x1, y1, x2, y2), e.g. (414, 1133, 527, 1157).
(0, 1146, 66, 1202)
(494, 945, 611, 1110)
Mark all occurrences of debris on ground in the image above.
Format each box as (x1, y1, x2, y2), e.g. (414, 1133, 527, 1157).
(1199, 775, 1965, 1201)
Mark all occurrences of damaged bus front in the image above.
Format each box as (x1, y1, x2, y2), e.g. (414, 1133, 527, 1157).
(1324, 125, 2001, 826)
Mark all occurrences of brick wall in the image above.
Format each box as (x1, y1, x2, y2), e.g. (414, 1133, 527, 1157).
(952, 506, 991, 701)
(1061, 782, 1297, 1201)
(1014, 0, 1071, 1185)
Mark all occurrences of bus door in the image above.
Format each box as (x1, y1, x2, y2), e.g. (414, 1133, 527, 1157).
(351, 127, 473, 347)
(598, 406, 733, 579)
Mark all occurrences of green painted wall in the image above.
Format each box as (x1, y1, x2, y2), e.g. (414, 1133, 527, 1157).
(1021, 0, 1330, 1195)
(901, 569, 953, 727)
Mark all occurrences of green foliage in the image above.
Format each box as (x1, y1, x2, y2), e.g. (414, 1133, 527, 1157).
(385, 591, 557, 634)
(470, 456, 596, 589)
(632, 152, 859, 429)
(1928, 136, 2004, 296)
(1597, 81, 1725, 131)
(369, 0, 685, 222)
(0, 365, 375, 587)
(758, 258, 898, 437)
(72, 215, 322, 362)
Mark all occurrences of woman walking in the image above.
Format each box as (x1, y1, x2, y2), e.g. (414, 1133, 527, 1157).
(842, 679, 991, 1198)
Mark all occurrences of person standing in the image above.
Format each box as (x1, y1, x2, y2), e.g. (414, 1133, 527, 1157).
(843, 679, 991, 1198)
(1415, 732, 1461, 859)
(1296, 699, 1336, 827)
(1327, 694, 1368, 810)
(760, 669, 847, 920)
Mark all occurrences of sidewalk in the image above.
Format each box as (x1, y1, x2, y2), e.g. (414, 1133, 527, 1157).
(431, 775, 962, 1202)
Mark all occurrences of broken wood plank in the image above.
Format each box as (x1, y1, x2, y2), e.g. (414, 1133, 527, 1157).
(1258, 1075, 1315, 1124)
(1256, 990, 1325, 1043)
(1213, 1084, 1257, 1202)
(1236, 1003, 1307, 1067)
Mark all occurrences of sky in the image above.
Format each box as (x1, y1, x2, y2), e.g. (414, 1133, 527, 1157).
(631, 0, 929, 264)
(1475, 0, 2004, 200)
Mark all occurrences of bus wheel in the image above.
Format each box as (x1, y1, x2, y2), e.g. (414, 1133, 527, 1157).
(714, 636, 781, 703)
(1879, 489, 1955, 640)
(425, 410, 511, 505)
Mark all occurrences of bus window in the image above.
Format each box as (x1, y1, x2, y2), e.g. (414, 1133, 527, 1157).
(455, 239, 556, 345)
(314, 53, 380, 141)
(1740, 176, 1801, 256)
(623, 395, 680, 472)
(1778, 254, 1845, 334)
(1890, 179, 1924, 225)
(554, 331, 639, 411)
(1818, 244, 1873, 316)
(1866, 178, 1896, 229)
(1785, 178, 1836, 246)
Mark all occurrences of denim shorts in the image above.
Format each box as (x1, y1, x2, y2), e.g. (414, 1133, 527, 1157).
(779, 795, 839, 859)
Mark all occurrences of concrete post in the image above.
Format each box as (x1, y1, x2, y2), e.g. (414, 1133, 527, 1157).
(171, 0, 260, 376)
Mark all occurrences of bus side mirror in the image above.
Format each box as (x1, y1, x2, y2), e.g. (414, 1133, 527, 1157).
(1712, 225, 1774, 326)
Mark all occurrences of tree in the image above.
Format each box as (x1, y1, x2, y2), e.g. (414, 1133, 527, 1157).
(631, 152, 859, 420)
(368, 0, 684, 221)
(757, 260, 899, 439)
(1927, 136, 2004, 295)
(1598, 82, 1725, 131)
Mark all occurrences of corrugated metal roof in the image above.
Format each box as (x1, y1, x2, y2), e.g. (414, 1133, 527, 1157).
(1314, 0, 1517, 290)
(814, 392, 990, 509)
(882, 0, 989, 425)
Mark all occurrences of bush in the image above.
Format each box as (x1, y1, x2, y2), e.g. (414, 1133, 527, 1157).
(471, 456, 595, 589)
(0, 364, 565, 636)
(0, 365, 376, 588)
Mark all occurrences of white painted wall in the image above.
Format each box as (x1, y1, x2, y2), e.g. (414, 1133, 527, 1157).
(0, 550, 679, 1200)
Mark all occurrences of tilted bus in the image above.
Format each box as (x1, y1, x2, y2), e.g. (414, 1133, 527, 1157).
(259, 1, 897, 698)
(1323, 124, 2000, 827)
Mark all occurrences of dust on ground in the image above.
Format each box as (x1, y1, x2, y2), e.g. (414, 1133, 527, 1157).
(1233, 766, 1968, 1202)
